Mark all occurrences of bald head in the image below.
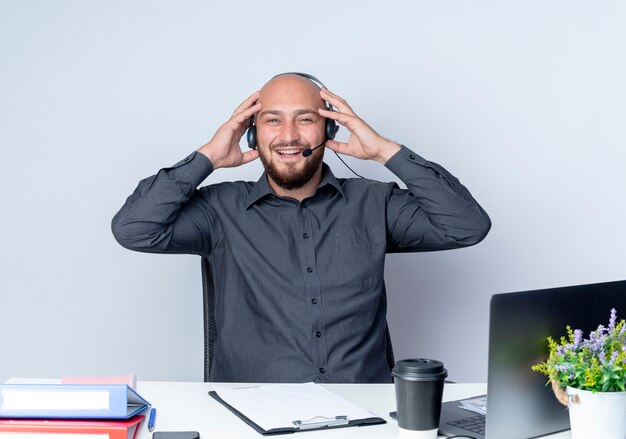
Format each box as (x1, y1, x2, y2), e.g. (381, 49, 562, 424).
(258, 74, 325, 115)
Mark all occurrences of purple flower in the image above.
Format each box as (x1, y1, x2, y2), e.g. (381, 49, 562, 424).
(555, 364, 572, 372)
(609, 308, 617, 331)
(609, 350, 619, 366)
(586, 326, 608, 353)
(573, 329, 583, 348)
(587, 336, 603, 352)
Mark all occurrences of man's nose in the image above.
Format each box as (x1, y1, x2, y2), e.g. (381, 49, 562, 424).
(278, 120, 300, 143)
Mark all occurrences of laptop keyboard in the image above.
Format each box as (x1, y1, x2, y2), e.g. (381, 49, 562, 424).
(447, 414, 486, 435)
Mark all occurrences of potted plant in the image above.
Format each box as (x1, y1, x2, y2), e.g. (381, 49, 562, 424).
(532, 308, 626, 439)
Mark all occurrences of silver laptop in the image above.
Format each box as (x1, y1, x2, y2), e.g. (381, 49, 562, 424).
(438, 279, 626, 439)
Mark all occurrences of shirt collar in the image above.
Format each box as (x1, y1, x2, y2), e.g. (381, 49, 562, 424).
(244, 163, 346, 209)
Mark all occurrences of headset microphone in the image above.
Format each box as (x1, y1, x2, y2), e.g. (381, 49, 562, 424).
(301, 139, 327, 157)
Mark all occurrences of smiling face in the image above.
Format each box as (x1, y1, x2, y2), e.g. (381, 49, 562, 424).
(256, 74, 327, 193)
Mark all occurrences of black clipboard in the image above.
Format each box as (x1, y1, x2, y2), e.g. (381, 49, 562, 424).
(208, 390, 386, 435)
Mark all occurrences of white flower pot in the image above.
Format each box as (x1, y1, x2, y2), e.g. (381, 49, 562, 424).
(566, 387, 626, 439)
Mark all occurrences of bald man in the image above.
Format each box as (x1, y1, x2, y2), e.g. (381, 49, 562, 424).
(112, 73, 491, 383)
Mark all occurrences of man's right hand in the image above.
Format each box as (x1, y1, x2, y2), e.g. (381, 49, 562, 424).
(198, 91, 262, 170)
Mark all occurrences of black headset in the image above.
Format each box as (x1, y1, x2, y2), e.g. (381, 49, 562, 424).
(246, 72, 339, 150)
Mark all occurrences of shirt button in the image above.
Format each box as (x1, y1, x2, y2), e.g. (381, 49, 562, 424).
(316, 331, 322, 337)
(307, 267, 313, 273)
(311, 298, 318, 304)
(303, 233, 310, 239)
(409, 154, 416, 160)
(319, 368, 325, 374)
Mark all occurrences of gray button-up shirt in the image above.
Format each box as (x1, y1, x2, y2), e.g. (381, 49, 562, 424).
(112, 146, 490, 383)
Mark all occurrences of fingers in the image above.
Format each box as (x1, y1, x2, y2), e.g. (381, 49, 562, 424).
(240, 149, 260, 165)
(324, 139, 349, 155)
(318, 107, 356, 128)
(320, 89, 356, 116)
(227, 91, 262, 134)
(232, 102, 262, 124)
(232, 91, 260, 116)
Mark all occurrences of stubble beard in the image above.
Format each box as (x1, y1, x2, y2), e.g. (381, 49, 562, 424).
(259, 142, 324, 191)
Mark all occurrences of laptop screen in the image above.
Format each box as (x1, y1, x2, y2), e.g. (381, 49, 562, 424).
(484, 279, 626, 439)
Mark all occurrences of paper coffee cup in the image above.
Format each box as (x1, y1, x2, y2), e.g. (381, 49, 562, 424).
(392, 358, 448, 439)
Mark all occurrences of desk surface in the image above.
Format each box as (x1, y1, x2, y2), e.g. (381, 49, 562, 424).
(133, 381, 572, 439)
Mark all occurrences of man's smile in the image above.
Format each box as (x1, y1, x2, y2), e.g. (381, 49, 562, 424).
(275, 148, 301, 155)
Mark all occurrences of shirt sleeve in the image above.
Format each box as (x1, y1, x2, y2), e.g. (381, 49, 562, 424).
(111, 151, 217, 256)
(383, 145, 491, 252)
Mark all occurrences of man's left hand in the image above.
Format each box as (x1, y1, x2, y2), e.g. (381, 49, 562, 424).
(318, 89, 401, 164)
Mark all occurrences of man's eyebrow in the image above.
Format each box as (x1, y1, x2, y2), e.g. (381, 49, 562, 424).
(258, 109, 319, 117)
(259, 110, 283, 117)
(294, 109, 319, 116)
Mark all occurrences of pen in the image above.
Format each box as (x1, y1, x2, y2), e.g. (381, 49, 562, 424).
(148, 407, 157, 432)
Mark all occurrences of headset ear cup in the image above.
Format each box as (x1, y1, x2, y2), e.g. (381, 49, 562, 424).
(326, 119, 339, 140)
(246, 118, 257, 149)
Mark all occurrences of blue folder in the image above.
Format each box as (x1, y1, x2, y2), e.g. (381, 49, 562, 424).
(0, 384, 150, 419)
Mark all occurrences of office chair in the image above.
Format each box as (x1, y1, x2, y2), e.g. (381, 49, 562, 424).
(201, 256, 395, 382)
(201, 257, 218, 382)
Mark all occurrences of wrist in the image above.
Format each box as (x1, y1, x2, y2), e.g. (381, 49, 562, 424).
(197, 143, 222, 169)
(375, 141, 402, 164)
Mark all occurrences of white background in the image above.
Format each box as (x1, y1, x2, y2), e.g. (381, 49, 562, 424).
(1, 0, 625, 383)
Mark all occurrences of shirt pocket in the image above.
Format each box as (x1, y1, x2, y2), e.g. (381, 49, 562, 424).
(331, 226, 386, 287)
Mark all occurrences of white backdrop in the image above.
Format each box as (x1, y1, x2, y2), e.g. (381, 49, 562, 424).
(1, 0, 625, 383)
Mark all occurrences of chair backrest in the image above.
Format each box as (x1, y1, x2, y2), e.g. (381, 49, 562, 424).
(200, 256, 395, 382)
(383, 323, 395, 371)
(201, 257, 217, 382)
